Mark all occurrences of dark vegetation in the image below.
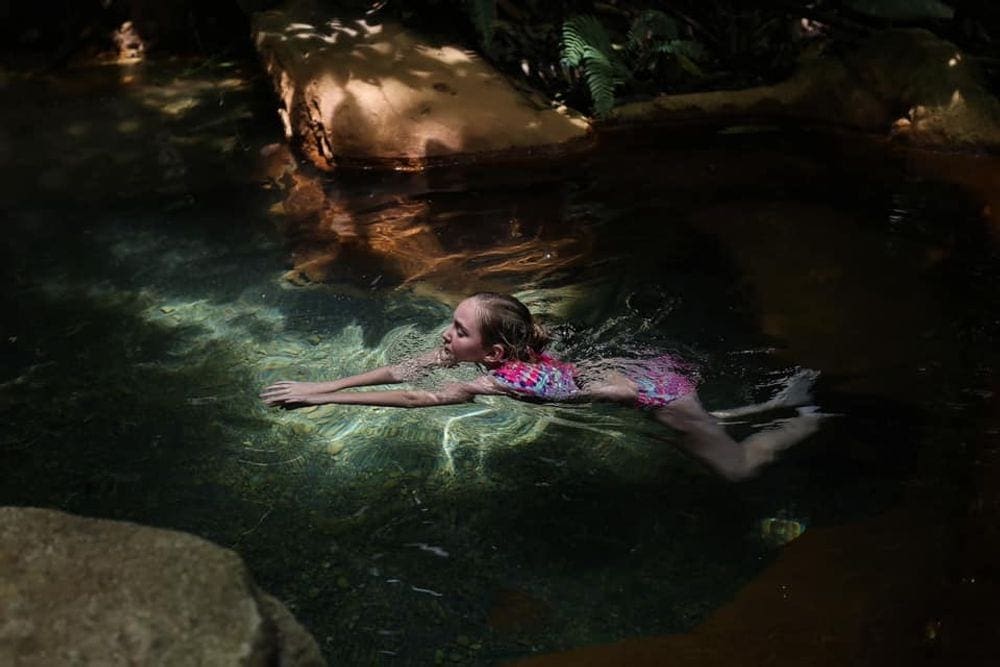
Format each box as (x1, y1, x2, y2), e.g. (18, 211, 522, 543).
(0, 0, 258, 66)
(393, 0, 999, 116)
(1, 1, 997, 114)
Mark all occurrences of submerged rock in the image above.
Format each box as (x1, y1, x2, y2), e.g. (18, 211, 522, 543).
(0, 507, 324, 666)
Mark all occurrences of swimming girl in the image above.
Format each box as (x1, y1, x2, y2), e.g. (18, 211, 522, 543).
(260, 293, 824, 481)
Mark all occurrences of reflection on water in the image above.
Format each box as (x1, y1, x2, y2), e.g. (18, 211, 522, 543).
(2, 60, 998, 665)
(265, 154, 594, 295)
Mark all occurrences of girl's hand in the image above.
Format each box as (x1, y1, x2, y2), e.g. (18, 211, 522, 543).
(260, 381, 325, 407)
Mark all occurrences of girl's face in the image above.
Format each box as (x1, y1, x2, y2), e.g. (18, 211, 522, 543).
(441, 298, 501, 364)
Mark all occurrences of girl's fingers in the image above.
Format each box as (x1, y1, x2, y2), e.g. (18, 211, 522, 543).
(260, 389, 290, 400)
(260, 381, 302, 405)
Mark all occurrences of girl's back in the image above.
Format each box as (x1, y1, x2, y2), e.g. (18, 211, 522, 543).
(487, 353, 697, 408)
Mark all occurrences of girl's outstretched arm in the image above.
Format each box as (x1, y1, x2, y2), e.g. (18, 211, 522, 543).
(262, 376, 502, 409)
(260, 349, 449, 406)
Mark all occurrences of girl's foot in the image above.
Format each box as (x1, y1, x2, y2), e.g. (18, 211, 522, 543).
(708, 369, 822, 421)
(772, 368, 820, 409)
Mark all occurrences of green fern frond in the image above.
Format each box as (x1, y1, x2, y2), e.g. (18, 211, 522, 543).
(579, 47, 618, 115)
(466, 0, 497, 51)
(561, 15, 613, 68)
(561, 15, 627, 116)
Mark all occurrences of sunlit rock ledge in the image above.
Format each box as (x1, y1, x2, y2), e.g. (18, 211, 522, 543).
(251, 7, 998, 172)
(0, 507, 325, 666)
(608, 29, 1000, 152)
(251, 0, 590, 171)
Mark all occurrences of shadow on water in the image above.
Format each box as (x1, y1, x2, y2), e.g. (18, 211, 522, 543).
(1, 283, 269, 526)
(2, 59, 999, 665)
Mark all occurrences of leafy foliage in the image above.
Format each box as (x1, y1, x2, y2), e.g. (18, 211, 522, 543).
(713, 8, 791, 75)
(561, 14, 630, 116)
(561, 10, 710, 116)
(393, 0, 991, 118)
(627, 8, 681, 46)
(627, 10, 707, 78)
(466, 0, 497, 52)
(845, 0, 954, 20)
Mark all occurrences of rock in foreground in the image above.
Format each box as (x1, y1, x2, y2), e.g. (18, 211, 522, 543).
(0, 507, 324, 666)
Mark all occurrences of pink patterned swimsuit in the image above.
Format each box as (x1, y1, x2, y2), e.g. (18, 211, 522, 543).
(490, 354, 580, 401)
(489, 354, 696, 408)
(626, 356, 699, 409)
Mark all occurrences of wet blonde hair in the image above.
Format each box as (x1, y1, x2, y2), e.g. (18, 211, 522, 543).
(472, 292, 550, 362)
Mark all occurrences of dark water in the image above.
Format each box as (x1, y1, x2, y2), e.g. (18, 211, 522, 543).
(2, 60, 998, 664)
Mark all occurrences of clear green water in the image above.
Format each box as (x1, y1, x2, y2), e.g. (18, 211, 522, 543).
(2, 61, 998, 664)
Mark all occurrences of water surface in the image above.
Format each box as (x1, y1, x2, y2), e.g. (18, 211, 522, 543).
(2, 60, 998, 664)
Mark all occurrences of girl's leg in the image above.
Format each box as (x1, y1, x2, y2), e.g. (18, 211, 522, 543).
(654, 393, 820, 482)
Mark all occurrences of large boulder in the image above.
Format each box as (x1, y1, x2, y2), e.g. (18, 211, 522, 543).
(251, 0, 590, 170)
(0, 507, 324, 666)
